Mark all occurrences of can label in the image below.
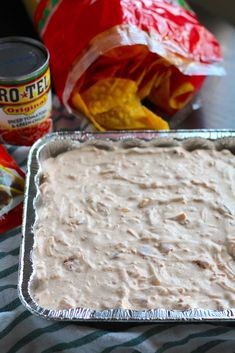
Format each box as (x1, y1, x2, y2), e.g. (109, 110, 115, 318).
(0, 68, 51, 130)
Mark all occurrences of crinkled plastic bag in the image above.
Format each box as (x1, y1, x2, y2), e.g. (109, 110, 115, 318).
(0, 146, 24, 234)
(27, 0, 225, 130)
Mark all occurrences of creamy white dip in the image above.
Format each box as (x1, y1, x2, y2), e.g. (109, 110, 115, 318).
(31, 143, 235, 310)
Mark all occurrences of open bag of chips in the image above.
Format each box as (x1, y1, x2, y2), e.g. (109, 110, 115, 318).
(0, 146, 24, 234)
(24, 0, 225, 130)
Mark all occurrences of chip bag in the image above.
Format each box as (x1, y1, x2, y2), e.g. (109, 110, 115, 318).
(24, 0, 225, 130)
(0, 146, 25, 234)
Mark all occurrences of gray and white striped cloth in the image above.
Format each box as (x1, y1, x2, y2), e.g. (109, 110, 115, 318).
(1, 109, 235, 353)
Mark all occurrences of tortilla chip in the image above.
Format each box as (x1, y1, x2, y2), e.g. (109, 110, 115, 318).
(81, 78, 137, 115)
(71, 77, 169, 131)
(169, 82, 195, 110)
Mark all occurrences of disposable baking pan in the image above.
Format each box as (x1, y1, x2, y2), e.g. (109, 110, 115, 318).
(18, 130, 235, 321)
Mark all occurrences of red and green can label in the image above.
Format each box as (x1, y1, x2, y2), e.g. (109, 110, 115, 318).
(0, 67, 52, 146)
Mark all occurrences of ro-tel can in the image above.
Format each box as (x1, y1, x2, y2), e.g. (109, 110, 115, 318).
(0, 37, 52, 146)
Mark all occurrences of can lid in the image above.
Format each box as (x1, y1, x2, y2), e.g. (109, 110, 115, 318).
(0, 37, 49, 81)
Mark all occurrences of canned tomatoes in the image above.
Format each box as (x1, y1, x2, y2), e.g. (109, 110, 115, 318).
(0, 37, 52, 146)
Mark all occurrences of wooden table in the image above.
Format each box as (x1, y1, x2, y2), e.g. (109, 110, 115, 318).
(0, 1, 234, 129)
(179, 2, 235, 129)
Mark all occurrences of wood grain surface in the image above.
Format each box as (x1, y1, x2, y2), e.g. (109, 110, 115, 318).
(179, 2, 235, 129)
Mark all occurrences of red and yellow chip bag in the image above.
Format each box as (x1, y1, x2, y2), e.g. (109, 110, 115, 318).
(25, 0, 224, 130)
(0, 146, 25, 234)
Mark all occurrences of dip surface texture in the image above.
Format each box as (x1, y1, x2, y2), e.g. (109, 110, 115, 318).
(32, 143, 235, 310)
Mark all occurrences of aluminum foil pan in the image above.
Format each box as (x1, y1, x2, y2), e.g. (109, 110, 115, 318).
(18, 129, 235, 322)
